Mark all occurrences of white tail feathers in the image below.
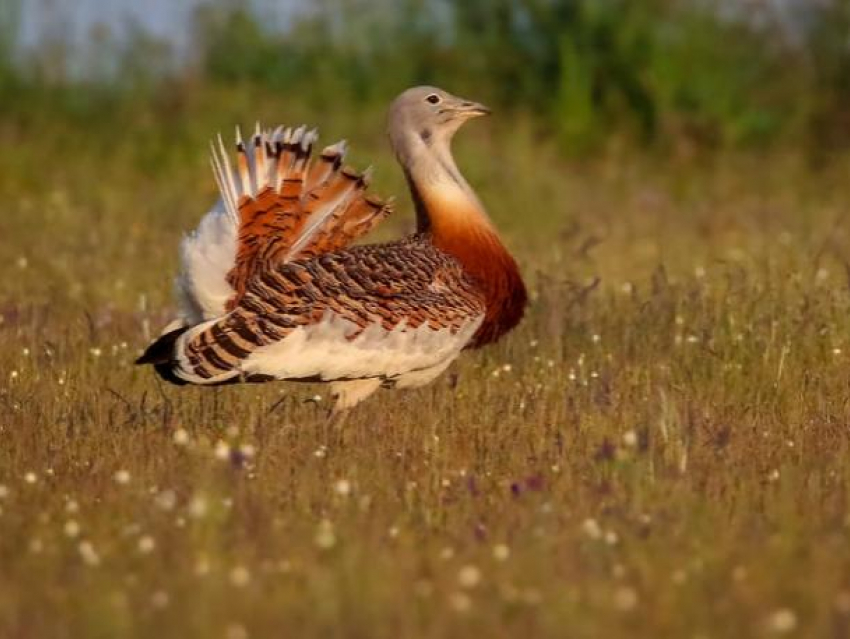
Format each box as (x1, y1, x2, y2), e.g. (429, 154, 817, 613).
(209, 124, 323, 222)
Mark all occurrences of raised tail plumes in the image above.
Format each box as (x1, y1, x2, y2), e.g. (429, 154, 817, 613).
(138, 125, 394, 374)
(212, 125, 393, 310)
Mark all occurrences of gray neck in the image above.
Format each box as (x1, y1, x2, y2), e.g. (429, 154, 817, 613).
(392, 128, 484, 233)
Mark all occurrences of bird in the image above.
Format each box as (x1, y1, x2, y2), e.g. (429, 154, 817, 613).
(136, 86, 527, 414)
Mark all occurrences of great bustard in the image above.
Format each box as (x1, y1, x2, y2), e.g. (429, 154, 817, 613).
(137, 86, 527, 412)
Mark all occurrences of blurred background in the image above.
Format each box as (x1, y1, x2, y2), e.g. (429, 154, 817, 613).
(4, 0, 850, 158)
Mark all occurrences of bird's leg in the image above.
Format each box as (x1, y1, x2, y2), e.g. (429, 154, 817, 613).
(325, 405, 351, 430)
(321, 379, 381, 445)
(328, 379, 381, 421)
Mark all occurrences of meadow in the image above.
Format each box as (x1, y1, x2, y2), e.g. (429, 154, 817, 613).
(4, 1, 850, 637)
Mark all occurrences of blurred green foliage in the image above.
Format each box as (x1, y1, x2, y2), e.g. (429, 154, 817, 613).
(2, 0, 849, 155)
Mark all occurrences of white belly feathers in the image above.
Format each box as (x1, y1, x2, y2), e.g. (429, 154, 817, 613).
(174, 311, 482, 385)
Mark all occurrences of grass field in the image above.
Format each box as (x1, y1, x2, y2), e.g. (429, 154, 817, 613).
(2, 94, 850, 638)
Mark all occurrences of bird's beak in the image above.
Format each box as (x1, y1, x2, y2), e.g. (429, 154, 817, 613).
(455, 100, 491, 118)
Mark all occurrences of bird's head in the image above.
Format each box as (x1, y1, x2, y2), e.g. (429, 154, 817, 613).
(388, 86, 490, 165)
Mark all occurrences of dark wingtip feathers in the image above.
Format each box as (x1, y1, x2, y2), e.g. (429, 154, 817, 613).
(135, 327, 186, 365)
(136, 326, 191, 385)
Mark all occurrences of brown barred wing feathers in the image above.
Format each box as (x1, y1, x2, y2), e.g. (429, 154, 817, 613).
(170, 239, 486, 391)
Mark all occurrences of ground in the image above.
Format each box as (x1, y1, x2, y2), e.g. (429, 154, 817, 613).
(1, 117, 849, 637)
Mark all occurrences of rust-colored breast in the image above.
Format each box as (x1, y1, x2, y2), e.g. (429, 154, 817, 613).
(428, 207, 527, 348)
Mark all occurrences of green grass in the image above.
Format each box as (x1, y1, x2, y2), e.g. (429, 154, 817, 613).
(2, 93, 850, 638)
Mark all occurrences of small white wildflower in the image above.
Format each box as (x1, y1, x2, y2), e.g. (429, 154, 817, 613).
(151, 590, 169, 608)
(313, 446, 327, 459)
(591, 334, 601, 343)
(239, 443, 256, 459)
(388, 526, 400, 539)
(188, 495, 208, 519)
(138, 535, 156, 554)
(314, 520, 336, 549)
(449, 591, 472, 613)
(0, 485, 8, 499)
(612, 586, 638, 611)
(64, 520, 81, 538)
(581, 518, 602, 540)
(195, 556, 211, 576)
(114, 470, 131, 485)
(229, 565, 251, 587)
(694, 265, 706, 279)
(622, 430, 638, 447)
(768, 469, 781, 482)
(78, 540, 100, 566)
(172, 429, 190, 446)
(414, 579, 433, 598)
(214, 440, 231, 461)
(155, 490, 177, 511)
(834, 591, 850, 614)
(334, 479, 351, 496)
(65, 499, 79, 514)
(24, 472, 37, 484)
(766, 608, 797, 634)
(502, 364, 512, 373)
(493, 544, 510, 561)
(833, 348, 842, 355)
(89, 347, 102, 358)
(458, 565, 481, 588)
(225, 624, 249, 639)
(312, 394, 322, 402)
(605, 530, 619, 545)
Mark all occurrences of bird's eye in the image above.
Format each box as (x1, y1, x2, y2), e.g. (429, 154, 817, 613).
(426, 94, 441, 105)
